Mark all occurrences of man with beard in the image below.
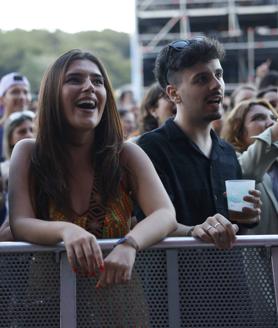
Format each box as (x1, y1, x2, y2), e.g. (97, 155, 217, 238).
(137, 36, 261, 248)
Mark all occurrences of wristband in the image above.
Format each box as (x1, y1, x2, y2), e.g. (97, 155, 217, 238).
(186, 226, 195, 236)
(114, 236, 139, 251)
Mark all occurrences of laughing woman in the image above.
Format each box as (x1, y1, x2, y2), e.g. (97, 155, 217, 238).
(8, 49, 177, 324)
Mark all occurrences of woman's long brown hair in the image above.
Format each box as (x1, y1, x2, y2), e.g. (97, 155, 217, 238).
(30, 49, 124, 218)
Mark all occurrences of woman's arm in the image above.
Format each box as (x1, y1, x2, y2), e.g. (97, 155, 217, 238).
(97, 142, 177, 287)
(121, 142, 177, 249)
(9, 139, 67, 244)
(9, 139, 104, 273)
(238, 124, 278, 182)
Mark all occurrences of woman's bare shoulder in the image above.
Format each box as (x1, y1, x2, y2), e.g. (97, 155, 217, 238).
(11, 138, 36, 163)
(121, 141, 147, 157)
(13, 138, 35, 152)
(120, 141, 155, 175)
(120, 141, 147, 166)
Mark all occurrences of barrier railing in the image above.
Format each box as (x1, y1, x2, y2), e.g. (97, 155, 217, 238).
(1, 236, 278, 327)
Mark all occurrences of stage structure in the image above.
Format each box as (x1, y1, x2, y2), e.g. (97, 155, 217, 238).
(131, 0, 278, 99)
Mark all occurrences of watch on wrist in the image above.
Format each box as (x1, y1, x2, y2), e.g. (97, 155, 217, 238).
(114, 236, 139, 251)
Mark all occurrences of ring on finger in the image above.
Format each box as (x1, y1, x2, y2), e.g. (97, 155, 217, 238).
(214, 222, 221, 228)
(207, 225, 213, 232)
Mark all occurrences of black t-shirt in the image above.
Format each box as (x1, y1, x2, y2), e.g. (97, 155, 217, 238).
(137, 119, 242, 226)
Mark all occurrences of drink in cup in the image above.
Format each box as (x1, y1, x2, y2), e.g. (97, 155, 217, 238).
(225, 180, 255, 221)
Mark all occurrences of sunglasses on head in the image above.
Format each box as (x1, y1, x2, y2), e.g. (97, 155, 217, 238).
(8, 110, 36, 123)
(165, 37, 205, 84)
(169, 40, 190, 51)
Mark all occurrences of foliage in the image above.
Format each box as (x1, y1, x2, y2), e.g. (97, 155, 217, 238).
(0, 29, 131, 93)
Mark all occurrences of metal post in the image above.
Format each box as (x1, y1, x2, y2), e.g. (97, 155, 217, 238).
(180, 0, 189, 37)
(60, 252, 76, 328)
(131, 0, 143, 103)
(247, 27, 255, 83)
(271, 246, 278, 316)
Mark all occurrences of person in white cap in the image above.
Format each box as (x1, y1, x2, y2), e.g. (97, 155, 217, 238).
(0, 72, 31, 159)
(0, 72, 31, 120)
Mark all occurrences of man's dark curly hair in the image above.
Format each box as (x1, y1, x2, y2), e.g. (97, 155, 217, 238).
(154, 36, 225, 90)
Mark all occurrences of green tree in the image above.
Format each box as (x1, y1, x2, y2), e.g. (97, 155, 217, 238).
(0, 29, 131, 91)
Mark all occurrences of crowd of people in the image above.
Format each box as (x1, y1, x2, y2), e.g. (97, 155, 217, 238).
(0, 36, 277, 294)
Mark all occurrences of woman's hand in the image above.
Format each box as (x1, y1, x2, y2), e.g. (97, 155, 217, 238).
(192, 214, 239, 249)
(96, 244, 136, 288)
(61, 223, 104, 275)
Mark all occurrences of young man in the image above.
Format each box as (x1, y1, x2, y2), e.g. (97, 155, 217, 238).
(137, 37, 261, 249)
(0, 72, 31, 119)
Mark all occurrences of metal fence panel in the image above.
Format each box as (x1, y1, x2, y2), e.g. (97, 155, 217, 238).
(76, 249, 167, 328)
(1, 238, 278, 328)
(0, 252, 60, 328)
(178, 247, 278, 328)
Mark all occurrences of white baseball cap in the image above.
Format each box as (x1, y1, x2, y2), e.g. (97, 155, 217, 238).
(0, 72, 30, 97)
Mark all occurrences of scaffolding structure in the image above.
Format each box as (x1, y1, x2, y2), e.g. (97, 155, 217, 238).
(132, 0, 278, 99)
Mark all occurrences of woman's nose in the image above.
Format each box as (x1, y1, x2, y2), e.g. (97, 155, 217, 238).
(25, 129, 34, 138)
(83, 78, 95, 91)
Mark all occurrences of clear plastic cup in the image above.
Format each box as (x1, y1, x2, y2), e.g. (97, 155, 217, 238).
(225, 179, 255, 217)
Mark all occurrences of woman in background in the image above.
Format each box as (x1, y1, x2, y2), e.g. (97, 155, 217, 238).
(140, 82, 176, 133)
(1, 110, 35, 188)
(0, 110, 35, 240)
(222, 99, 278, 234)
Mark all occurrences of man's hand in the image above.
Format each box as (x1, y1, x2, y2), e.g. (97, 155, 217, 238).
(192, 214, 239, 249)
(229, 189, 261, 225)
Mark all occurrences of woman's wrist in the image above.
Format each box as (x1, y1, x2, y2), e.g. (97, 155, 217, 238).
(114, 235, 140, 251)
(186, 226, 195, 236)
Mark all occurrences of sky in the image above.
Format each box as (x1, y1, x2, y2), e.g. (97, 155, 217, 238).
(1, 0, 135, 34)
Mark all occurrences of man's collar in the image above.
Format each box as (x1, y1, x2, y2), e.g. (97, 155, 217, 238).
(164, 118, 226, 149)
(163, 118, 187, 141)
(210, 128, 226, 149)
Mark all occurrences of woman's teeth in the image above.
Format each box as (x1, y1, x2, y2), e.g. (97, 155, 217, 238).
(76, 100, 96, 109)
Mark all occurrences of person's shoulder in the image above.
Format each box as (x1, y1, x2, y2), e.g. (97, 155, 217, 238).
(9, 139, 35, 176)
(14, 138, 35, 150)
(217, 137, 240, 166)
(222, 140, 237, 155)
(121, 141, 146, 164)
(121, 140, 141, 155)
(11, 138, 35, 159)
(120, 140, 158, 173)
(138, 126, 167, 147)
(217, 136, 237, 154)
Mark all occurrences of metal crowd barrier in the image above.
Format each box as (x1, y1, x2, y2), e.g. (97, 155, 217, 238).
(1, 236, 278, 328)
